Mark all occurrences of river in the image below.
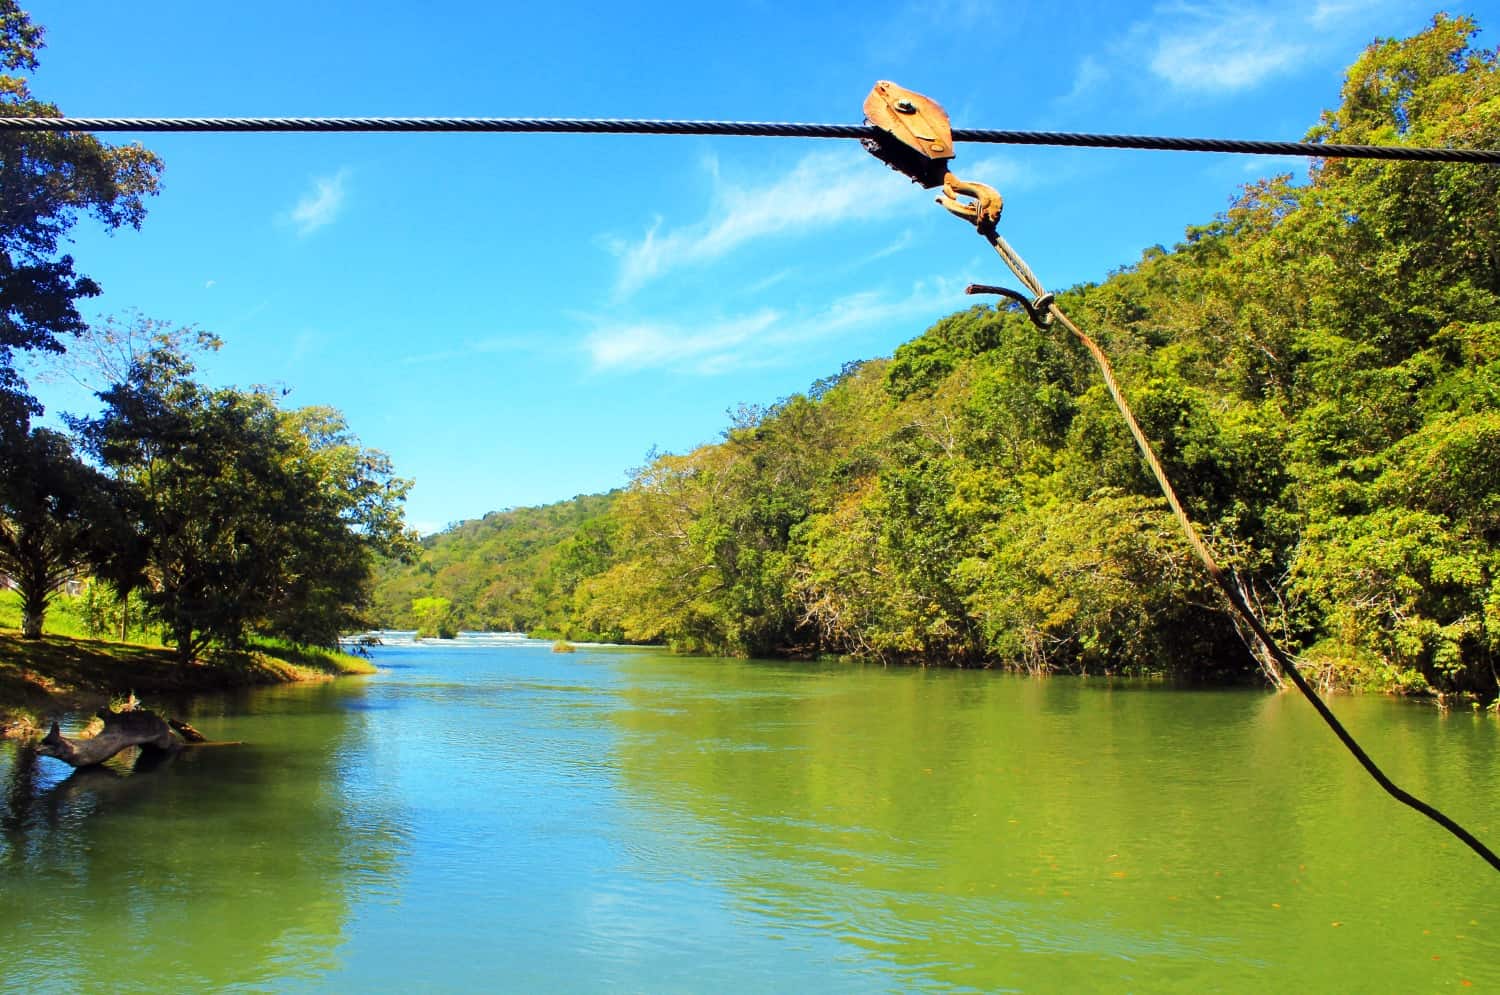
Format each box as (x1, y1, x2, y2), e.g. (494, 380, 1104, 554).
(1, 638, 1495, 991)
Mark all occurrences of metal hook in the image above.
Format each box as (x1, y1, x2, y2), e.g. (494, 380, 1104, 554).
(965, 283, 1055, 328)
(937, 173, 1003, 234)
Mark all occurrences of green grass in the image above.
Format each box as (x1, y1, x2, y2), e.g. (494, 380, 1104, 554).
(0, 587, 162, 643)
(0, 594, 376, 737)
(244, 636, 377, 676)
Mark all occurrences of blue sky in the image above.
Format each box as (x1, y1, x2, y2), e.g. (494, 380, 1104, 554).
(16, 0, 1498, 534)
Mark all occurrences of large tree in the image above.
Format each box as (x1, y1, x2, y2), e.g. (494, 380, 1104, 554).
(0, 2, 161, 396)
(257, 405, 419, 647)
(0, 422, 117, 637)
(78, 342, 416, 662)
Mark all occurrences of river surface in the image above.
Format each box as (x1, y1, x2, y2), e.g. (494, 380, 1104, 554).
(1, 638, 1496, 991)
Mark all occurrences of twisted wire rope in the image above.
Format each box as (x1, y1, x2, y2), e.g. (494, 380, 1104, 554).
(1, 115, 1498, 162)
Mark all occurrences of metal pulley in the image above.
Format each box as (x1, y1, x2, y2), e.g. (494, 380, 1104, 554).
(861, 80, 954, 189)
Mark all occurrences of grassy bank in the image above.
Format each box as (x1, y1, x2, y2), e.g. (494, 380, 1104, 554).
(0, 626, 374, 739)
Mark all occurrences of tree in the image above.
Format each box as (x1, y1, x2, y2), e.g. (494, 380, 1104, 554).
(78, 341, 416, 662)
(0, 424, 116, 637)
(411, 597, 456, 639)
(0, 3, 162, 385)
(257, 406, 419, 647)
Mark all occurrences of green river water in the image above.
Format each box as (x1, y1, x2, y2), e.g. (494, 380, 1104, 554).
(0, 637, 1495, 992)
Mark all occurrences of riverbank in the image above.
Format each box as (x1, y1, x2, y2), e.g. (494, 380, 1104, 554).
(0, 629, 375, 740)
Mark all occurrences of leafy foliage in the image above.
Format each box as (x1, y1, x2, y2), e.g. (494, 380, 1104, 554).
(0, 424, 118, 637)
(370, 492, 620, 638)
(75, 341, 417, 661)
(0, 2, 161, 368)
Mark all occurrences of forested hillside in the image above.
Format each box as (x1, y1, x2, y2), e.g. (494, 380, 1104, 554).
(374, 17, 1500, 697)
(370, 491, 619, 635)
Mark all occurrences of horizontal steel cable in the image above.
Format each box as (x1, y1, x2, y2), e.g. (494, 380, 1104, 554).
(0, 115, 1497, 162)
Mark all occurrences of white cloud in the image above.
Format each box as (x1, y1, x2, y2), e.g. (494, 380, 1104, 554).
(743, 269, 794, 296)
(400, 334, 554, 366)
(287, 168, 350, 236)
(1126, 0, 1420, 95)
(607, 151, 919, 296)
(860, 230, 915, 265)
(203, 279, 216, 289)
(1146, 5, 1305, 93)
(583, 277, 969, 375)
(584, 310, 781, 373)
(1063, 55, 1109, 102)
(955, 154, 1046, 194)
(1308, 0, 1371, 28)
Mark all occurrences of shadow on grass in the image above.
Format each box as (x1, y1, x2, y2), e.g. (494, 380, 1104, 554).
(0, 629, 372, 734)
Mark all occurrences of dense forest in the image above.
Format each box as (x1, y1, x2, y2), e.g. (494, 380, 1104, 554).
(375, 17, 1500, 699)
(370, 491, 618, 637)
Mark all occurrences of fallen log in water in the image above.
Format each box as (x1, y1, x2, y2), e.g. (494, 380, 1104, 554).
(36, 708, 179, 768)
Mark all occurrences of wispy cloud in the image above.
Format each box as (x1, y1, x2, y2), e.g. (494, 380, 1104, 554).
(286, 168, 350, 236)
(1308, 0, 1371, 28)
(401, 334, 555, 366)
(956, 154, 1047, 193)
(1062, 55, 1108, 103)
(606, 151, 918, 296)
(1145, 5, 1305, 93)
(584, 311, 781, 373)
(742, 269, 795, 296)
(583, 277, 968, 375)
(1115, 0, 1416, 96)
(860, 230, 915, 265)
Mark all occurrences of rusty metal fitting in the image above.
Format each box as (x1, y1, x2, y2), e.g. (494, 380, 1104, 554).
(861, 81, 954, 188)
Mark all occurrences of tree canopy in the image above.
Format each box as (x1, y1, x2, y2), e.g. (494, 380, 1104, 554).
(75, 341, 417, 661)
(0, 423, 117, 637)
(0, 0, 161, 372)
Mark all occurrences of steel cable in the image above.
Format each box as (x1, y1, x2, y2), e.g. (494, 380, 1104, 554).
(0, 115, 1498, 163)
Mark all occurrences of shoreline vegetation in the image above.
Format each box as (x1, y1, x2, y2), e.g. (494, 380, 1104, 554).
(0, 621, 373, 741)
(3, 13, 1496, 720)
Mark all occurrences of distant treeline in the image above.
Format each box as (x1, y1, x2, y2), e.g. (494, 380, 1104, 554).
(370, 492, 618, 638)
(373, 18, 1500, 697)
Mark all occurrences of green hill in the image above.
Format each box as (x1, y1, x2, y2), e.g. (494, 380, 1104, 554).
(371, 491, 620, 637)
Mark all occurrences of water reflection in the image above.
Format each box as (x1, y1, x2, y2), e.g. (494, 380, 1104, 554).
(0, 645, 1494, 992)
(0, 680, 408, 991)
(607, 658, 1500, 991)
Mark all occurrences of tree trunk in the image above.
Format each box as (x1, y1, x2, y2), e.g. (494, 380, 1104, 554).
(170, 622, 196, 666)
(19, 571, 47, 638)
(36, 708, 179, 767)
(117, 582, 136, 642)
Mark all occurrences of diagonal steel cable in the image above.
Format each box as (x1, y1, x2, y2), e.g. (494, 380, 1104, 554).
(970, 226, 1500, 874)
